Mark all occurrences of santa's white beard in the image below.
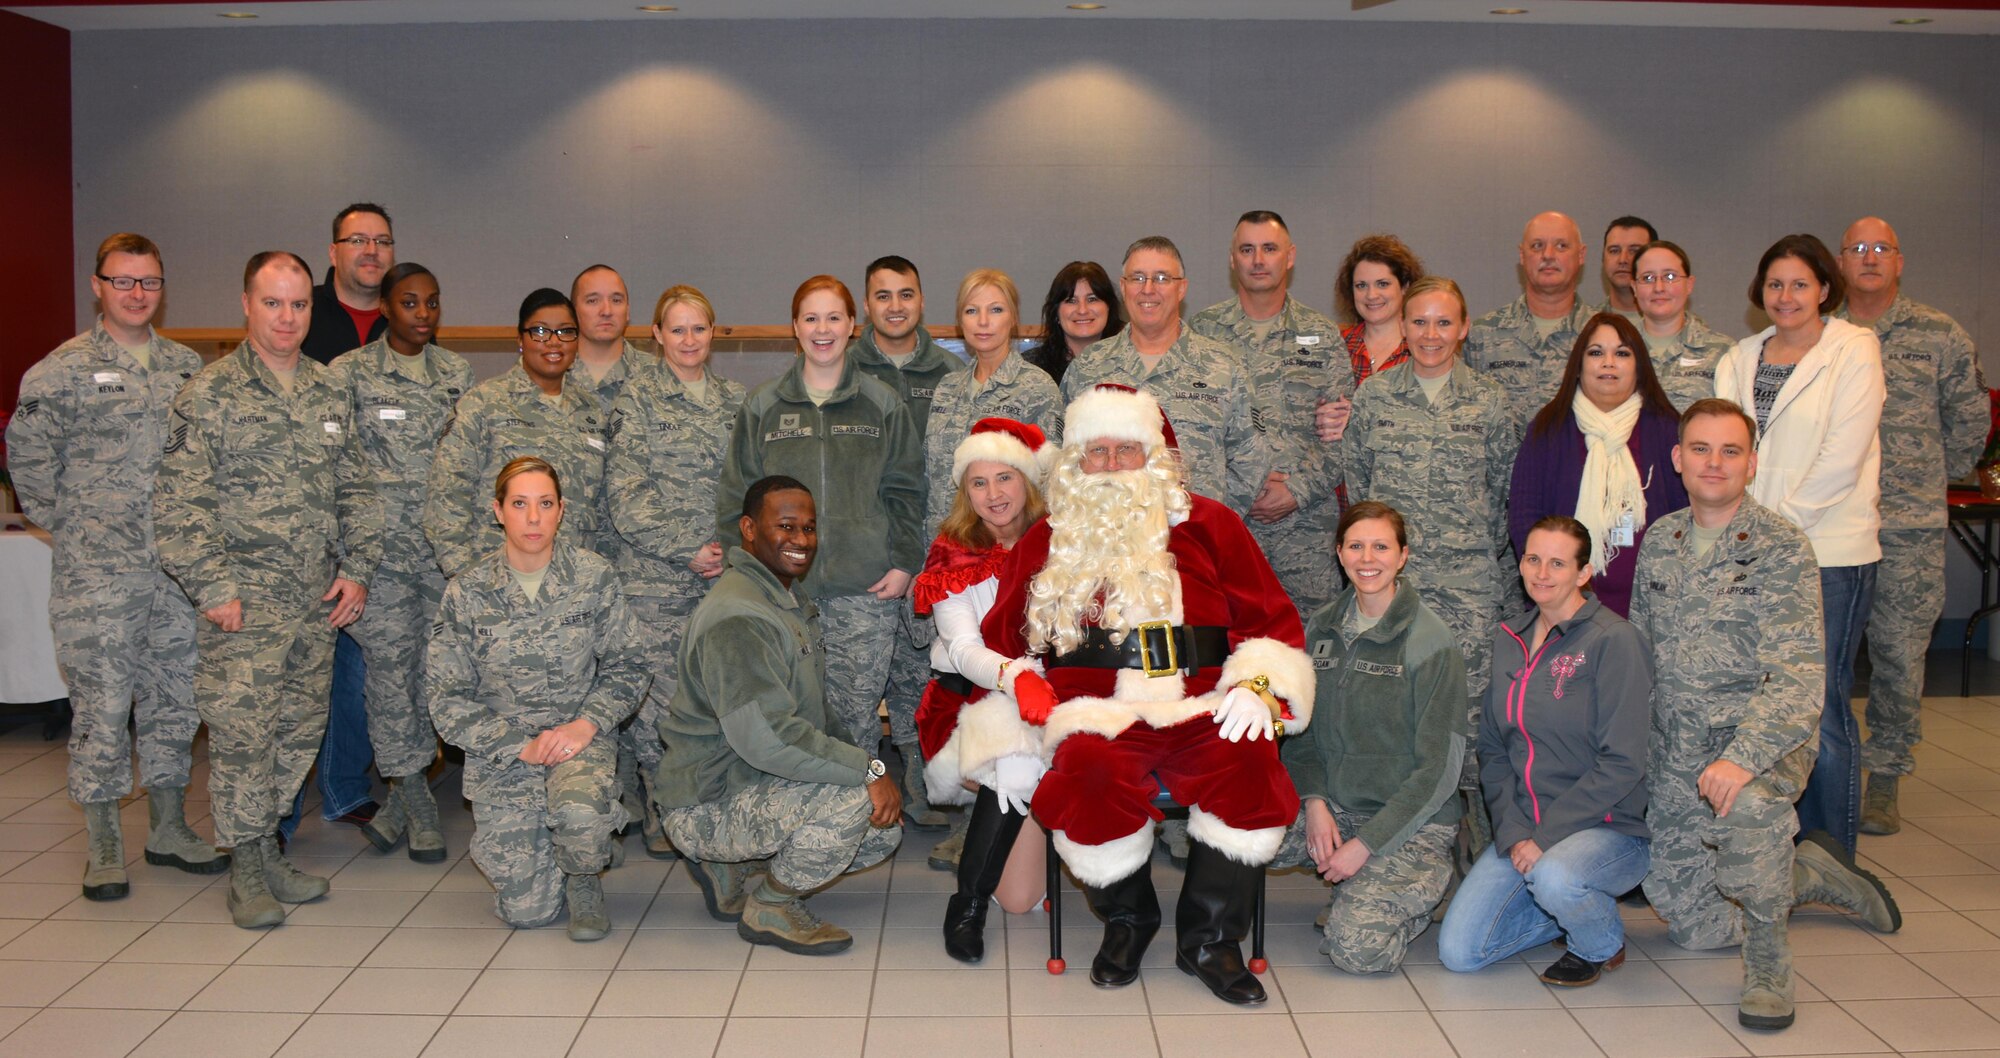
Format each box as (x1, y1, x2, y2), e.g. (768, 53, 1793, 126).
(1025, 458, 1186, 657)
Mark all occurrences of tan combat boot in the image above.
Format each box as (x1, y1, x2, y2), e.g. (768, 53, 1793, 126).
(81, 800, 130, 901)
(1738, 914, 1794, 1029)
(736, 875, 852, 955)
(1860, 774, 1901, 836)
(144, 786, 228, 875)
(1794, 830, 1901, 932)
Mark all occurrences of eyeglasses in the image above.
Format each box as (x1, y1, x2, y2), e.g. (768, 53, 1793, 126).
(1121, 272, 1184, 288)
(522, 325, 580, 342)
(1839, 241, 1898, 258)
(1635, 270, 1687, 286)
(96, 274, 164, 291)
(336, 235, 396, 250)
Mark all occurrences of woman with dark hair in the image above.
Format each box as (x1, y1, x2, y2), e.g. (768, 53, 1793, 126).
(1316, 234, 1425, 444)
(425, 288, 610, 579)
(717, 276, 926, 764)
(427, 457, 647, 941)
(1717, 234, 1886, 857)
(1508, 311, 1687, 616)
(1630, 241, 1734, 412)
(1439, 515, 1651, 987)
(1024, 261, 1124, 384)
(325, 263, 474, 861)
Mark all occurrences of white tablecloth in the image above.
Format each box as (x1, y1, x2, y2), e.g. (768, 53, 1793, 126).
(0, 527, 68, 703)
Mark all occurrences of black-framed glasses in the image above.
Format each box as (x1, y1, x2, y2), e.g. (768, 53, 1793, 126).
(523, 325, 580, 342)
(96, 274, 164, 291)
(336, 235, 396, 250)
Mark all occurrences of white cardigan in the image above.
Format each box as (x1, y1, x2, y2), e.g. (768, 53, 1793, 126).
(1715, 316, 1884, 567)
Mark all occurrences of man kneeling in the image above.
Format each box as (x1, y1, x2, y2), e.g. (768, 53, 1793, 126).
(656, 476, 903, 954)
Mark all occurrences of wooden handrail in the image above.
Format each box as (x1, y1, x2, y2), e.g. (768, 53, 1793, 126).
(159, 324, 1049, 343)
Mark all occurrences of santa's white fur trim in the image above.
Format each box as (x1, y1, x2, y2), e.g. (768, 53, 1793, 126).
(921, 728, 977, 808)
(1052, 824, 1155, 887)
(1187, 807, 1286, 867)
(1064, 386, 1165, 451)
(951, 431, 1055, 489)
(1217, 636, 1317, 733)
(1040, 691, 1227, 757)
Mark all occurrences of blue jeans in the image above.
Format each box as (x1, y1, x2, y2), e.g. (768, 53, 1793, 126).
(1797, 563, 1875, 856)
(1438, 828, 1651, 970)
(278, 630, 376, 838)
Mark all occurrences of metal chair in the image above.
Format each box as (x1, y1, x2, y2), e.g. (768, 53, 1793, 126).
(1041, 792, 1267, 975)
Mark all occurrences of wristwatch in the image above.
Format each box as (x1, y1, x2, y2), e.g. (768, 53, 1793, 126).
(866, 758, 888, 781)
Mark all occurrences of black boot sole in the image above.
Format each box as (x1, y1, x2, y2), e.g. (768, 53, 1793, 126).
(81, 880, 130, 901)
(145, 849, 231, 874)
(1800, 829, 1903, 933)
(407, 845, 447, 864)
(1738, 1009, 1796, 1030)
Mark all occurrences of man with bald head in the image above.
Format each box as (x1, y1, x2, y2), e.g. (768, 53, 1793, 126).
(1465, 211, 1596, 424)
(155, 251, 385, 929)
(1833, 217, 1989, 835)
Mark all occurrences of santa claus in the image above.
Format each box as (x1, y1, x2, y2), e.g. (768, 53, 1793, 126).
(980, 384, 1313, 1006)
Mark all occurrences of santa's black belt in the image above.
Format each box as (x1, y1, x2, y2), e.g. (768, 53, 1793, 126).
(1044, 622, 1229, 678)
(929, 670, 975, 697)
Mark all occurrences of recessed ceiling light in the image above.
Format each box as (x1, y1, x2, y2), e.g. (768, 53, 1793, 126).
(217, 11, 258, 18)
(1490, 7, 1528, 14)
(1891, 17, 1932, 25)
(637, 4, 679, 10)
(1067, 3, 1106, 9)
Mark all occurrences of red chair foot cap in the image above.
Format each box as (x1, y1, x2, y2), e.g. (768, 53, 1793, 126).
(1249, 958, 1269, 974)
(1042, 898, 1052, 912)
(1047, 958, 1066, 975)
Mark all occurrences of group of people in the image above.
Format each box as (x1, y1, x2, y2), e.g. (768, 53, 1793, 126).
(4, 198, 1987, 1030)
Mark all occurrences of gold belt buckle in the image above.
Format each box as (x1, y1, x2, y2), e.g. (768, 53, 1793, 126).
(1135, 619, 1178, 678)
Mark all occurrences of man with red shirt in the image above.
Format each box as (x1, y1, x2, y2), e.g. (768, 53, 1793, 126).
(982, 385, 1313, 1005)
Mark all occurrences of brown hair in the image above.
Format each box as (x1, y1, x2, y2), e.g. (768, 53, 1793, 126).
(494, 455, 562, 504)
(1678, 397, 1758, 445)
(95, 232, 161, 273)
(1528, 312, 1677, 440)
(1402, 274, 1467, 321)
(1748, 233, 1845, 315)
(938, 470, 1048, 551)
(1526, 514, 1593, 567)
(1337, 499, 1407, 549)
(242, 250, 312, 292)
(1334, 234, 1425, 323)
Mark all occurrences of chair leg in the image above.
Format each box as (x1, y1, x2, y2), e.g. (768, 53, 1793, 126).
(1249, 868, 1268, 974)
(1046, 826, 1065, 974)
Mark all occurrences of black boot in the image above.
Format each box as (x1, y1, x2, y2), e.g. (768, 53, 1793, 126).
(1082, 861, 1161, 988)
(943, 788, 1029, 964)
(1175, 840, 1268, 1005)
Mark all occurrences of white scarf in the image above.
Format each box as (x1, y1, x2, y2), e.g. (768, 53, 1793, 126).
(1572, 392, 1646, 575)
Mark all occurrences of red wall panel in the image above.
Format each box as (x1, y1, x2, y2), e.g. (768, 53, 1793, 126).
(0, 11, 72, 419)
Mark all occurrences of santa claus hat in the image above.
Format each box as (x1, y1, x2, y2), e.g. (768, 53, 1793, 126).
(1063, 383, 1177, 451)
(952, 417, 1056, 486)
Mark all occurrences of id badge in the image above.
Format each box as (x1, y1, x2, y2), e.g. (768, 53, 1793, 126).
(1611, 513, 1635, 548)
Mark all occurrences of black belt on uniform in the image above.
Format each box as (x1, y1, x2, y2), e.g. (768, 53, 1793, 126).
(1043, 621, 1229, 678)
(929, 671, 976, 697)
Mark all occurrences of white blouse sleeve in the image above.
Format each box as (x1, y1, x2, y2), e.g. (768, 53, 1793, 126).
(932, 576, 1010, 691)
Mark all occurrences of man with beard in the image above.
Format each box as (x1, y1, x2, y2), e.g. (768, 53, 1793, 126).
(981, 384, 1313, 1005)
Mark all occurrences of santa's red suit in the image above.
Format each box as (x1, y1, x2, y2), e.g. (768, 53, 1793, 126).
(980, 493, 1315, 887)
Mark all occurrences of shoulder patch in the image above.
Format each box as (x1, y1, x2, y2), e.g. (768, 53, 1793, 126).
(163, 421, 189, 454)
(15, 399, 38, 417)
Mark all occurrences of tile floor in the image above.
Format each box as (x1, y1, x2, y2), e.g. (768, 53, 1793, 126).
(2, 696, 2000, 1057)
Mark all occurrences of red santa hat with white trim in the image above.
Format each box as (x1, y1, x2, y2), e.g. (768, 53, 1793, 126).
(951, 417, 1057, 486)
(1063, 383, 1178, 451)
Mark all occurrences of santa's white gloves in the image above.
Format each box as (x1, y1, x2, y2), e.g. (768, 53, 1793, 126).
(1213, 686, 1275, 743)
(993, 754, 1044, 815)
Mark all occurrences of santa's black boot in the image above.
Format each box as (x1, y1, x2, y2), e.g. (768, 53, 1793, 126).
(943, 787, 1029, 964)
(1083, 862, 1161, 988)
(1175, 840, 1268, 1006)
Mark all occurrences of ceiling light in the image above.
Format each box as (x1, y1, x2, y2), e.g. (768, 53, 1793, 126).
(1891, 17, 1931, 25)
(1490, 7, 1528, 14)
(637, 4, 679, 10)
(217, 11, 258, 18)
(1067, 3, 1106, 9)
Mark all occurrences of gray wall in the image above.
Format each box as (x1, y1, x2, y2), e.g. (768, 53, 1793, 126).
(68, 16, 2000, 633)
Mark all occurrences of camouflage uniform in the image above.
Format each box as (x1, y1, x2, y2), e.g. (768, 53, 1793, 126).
(6, 323, 202, 804)
(1463, 296, 1595, 426)
(1190, 295, 1349, 619)
(716, 358, 925, 751)
(851, 326, 966, 769)
(424, 542, 649, 926)
(1340, 360, 1519, 738)
(1061, 325, 1273, 511)
(1631, 501, 1823, 948)
(322, 339, 474, 777)
(423, 365, 608, 579)
(1271, 813, 1457, 974)
(606, 365, 746, 805)
(153, 343, 384, 847)
(576, 341, 657, 413)
(1836, 297, 1988, 778)
(1643, 314, 1735, 413)
(657, 546, 902, 891)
